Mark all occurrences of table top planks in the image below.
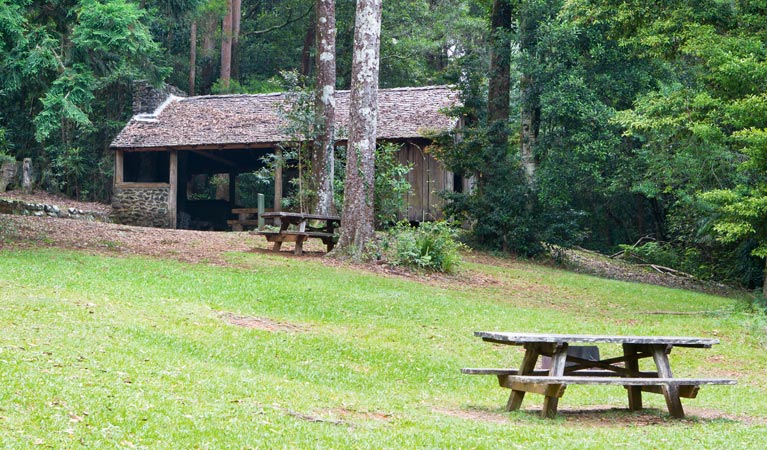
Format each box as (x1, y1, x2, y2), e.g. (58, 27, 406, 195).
(261, 212, 341, 221)
(474, 331, 720, 348)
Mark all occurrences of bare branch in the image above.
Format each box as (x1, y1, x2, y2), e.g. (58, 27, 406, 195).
(243, 4, 313, 37)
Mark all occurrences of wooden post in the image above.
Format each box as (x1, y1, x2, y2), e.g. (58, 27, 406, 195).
(114, 150, 124, 185)
(651, 345, 685, 418)
(228, 172, 236, 205)
(506, 344, 541, 411)
(169, 150, 178, 229)
(22, 158, 32, 194)
(274, 148, 283, 228)
(623, 343, 643, 411)
(257, 193, 265, 229)
(274, 148, 283, 212)
(541, 343, 568, 418)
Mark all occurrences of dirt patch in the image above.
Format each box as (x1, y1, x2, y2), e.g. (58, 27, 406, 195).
(0, 214, 271, 265)
(433, 406, 511, 424)
(321, 255, 504, 290)
(221, 312, 304, 332)
(334, 407, 392, 422)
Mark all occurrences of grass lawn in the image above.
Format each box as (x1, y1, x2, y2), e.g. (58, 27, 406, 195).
(1, 248, 766, 448)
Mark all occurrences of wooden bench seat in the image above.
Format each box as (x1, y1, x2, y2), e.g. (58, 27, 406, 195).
(497, 375, 736, 386)
(463, 368, 735, 401)
(462, 368, 623, 376)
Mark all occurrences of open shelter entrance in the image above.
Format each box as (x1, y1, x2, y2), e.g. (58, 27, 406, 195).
(115, 146, 290, 230)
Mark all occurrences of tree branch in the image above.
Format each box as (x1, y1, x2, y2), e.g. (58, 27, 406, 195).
(243, 4, 313, 37)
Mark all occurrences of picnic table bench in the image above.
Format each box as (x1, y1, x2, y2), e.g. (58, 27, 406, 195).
(228, 208, 263, 231)
(462, 332, 736, 419)
(251, 212, 340, 256)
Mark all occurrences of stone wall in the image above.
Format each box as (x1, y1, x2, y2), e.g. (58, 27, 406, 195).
(112, 186, 171, 228)
(0, 198, 111, 222)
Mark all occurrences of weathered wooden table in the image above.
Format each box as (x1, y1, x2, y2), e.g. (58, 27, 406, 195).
(253, 212, 340, 255)
(462, 332, 736, 418)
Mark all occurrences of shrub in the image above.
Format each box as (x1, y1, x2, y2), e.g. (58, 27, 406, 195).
(386, 221, 466, 273)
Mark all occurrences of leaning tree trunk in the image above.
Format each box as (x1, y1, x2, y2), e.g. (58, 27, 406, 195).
(220, 0, 233, 91)
(334, 0, 382, 258)
(312, 0, 336, 216)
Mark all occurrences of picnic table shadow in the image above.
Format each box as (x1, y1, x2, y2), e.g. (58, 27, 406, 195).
(453, 405, 745, 426)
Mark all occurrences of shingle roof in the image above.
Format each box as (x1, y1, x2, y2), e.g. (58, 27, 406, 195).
(110, 85, 459, 150)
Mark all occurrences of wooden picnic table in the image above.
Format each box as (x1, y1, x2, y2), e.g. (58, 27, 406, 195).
(462, 332, 736, 419)
(252, 212, 341, 255)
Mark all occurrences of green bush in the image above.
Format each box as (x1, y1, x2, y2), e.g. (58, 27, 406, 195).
(386, 221, 466, 273)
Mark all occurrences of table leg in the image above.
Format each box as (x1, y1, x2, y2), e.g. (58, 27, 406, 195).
(541, 343, 568, 419)
(623, 343, 643, 411)
(506, 345, 540, 411)
(651, 345, 685, 418)
(294, 236, 304, 256)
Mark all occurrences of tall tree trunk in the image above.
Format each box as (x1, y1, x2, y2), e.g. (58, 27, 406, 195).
(231, 0, 242, 82)
(189, 20, 197, 95)
(312, 0, 336, 215)
(301, 14, 316, 77)
(484, 0, 512, 202)
(519, 3, 539, 185)
(220, 0, 233, 91)
(488, 0, 511, 136)
(201, 12, 218, 94)
(335, 0, 382, 258)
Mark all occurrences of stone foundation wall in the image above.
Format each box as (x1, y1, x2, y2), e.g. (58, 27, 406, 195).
(0, 198, 111, 222)
(112, 186, 171, 228)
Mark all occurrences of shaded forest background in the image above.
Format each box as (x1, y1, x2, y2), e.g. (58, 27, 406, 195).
(3, 0, 767, 292)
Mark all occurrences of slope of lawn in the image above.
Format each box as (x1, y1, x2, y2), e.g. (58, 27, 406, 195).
(1, 248, 766, 448)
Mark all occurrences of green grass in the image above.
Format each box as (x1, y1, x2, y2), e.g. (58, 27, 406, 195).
(1, 248, 766, 448)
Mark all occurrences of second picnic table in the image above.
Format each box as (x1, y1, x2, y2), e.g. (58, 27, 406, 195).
(462, 332, 736, 419)
(253, 212, 341, 255)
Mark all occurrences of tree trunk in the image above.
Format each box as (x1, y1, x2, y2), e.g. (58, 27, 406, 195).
(519, 4, 539, 185)
(312, 0, 336, 216)
(220, 0, 233, 91)
(488, 0, 511, 132)
(484, 0, 512, 198)
(201, 13, 218, 94)
(763, 258, 767, 298)
(189, 20, 197, 95)
(301, 13, 316, 77)
(231, 0, 242, 82)
(335, 0, 382, 258)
